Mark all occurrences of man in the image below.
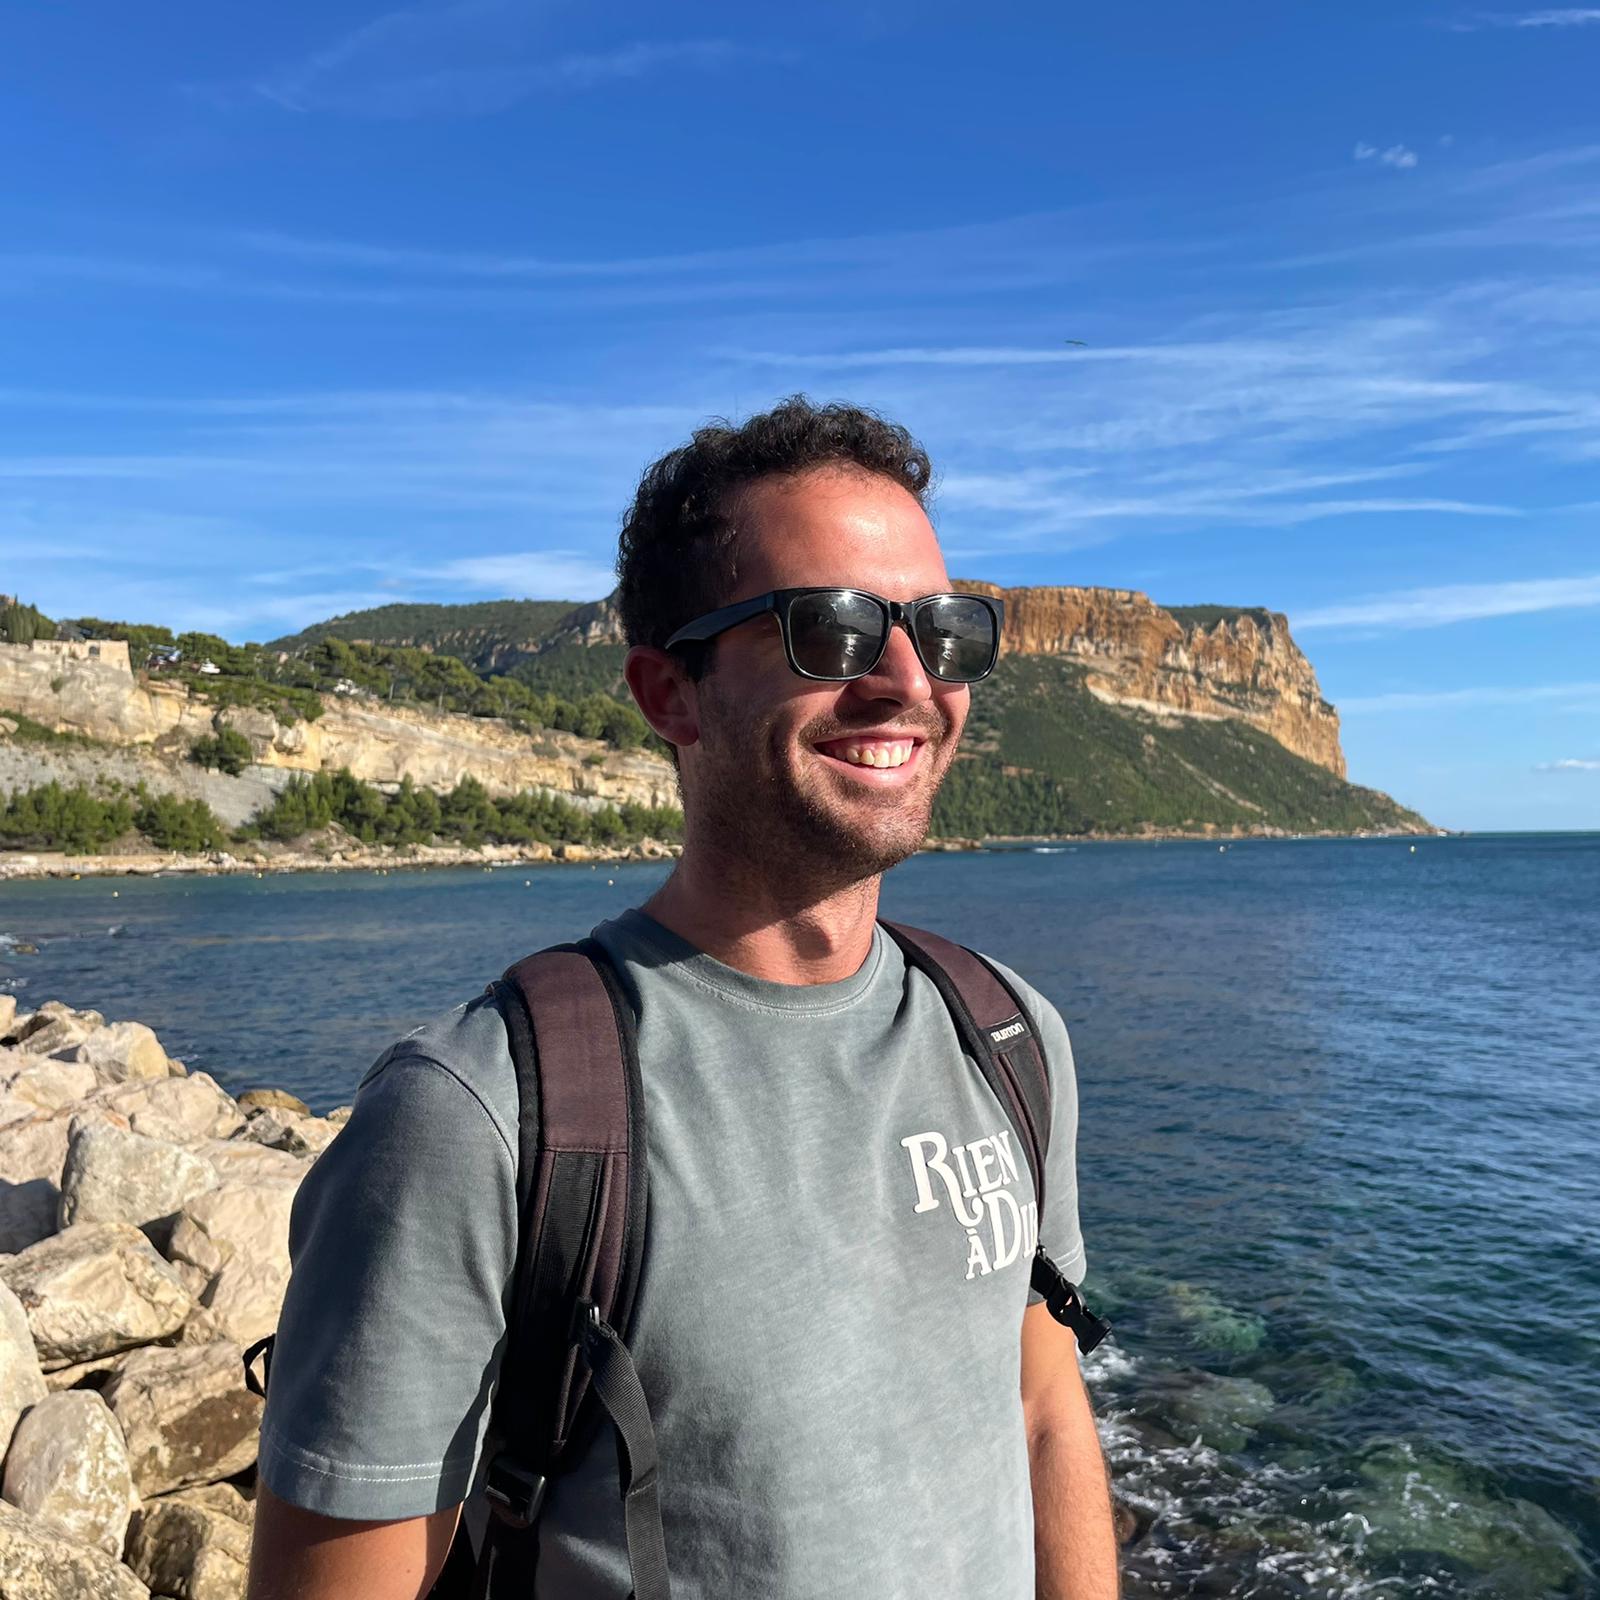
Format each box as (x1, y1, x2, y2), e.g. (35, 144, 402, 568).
(248, 397, 1119, 1599)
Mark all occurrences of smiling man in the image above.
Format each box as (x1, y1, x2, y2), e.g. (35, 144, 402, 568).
(248, 397, 1118, 1600)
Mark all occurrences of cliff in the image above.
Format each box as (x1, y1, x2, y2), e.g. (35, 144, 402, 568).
(0, 643, 675, 813)
(957, 584, 1345, 778)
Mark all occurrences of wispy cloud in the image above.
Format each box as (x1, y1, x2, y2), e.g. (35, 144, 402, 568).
(1452, 8, 1600, 27)
(1537, 756, 1600, 770)
(1354, 142, 1420, 170)
(422, 550, 617, 597)
(1340, 683, 1600, 712)
(194, 0, 763, 119)
(1296, 574, 1600, 632)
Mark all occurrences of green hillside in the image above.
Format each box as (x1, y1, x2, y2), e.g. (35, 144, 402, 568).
(266, 599, 579, 668)
(506, 639, 629, 700)
(932, 656, 1428, 838)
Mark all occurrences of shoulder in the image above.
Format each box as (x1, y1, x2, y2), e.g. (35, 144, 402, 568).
(356, 987, 520, 1170)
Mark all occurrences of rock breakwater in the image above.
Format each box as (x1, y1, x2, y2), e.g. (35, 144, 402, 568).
(0, 994, 344, 1596)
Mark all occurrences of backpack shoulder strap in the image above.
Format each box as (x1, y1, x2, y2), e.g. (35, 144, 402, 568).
(879, 921, 1110, 1355)
(458, 938, 669, 1600)
(879, 920, 1052, 1211)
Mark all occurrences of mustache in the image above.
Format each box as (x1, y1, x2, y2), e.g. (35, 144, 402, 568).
(800, 711, 947, 747)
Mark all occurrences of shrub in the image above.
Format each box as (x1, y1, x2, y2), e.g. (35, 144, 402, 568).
(189, 727, 254, 776)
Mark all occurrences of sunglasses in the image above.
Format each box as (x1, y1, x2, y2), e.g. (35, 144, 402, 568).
(664, 588, 1005, 684)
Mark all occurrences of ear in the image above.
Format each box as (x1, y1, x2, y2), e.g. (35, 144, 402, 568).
(623, 645, 701, 749)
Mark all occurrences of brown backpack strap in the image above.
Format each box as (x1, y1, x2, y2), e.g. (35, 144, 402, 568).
(878, 921, 1052, 1214)
(449, 939, 666, 1600)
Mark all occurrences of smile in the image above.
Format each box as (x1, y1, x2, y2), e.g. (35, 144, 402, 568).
(812, 735, 926, 776)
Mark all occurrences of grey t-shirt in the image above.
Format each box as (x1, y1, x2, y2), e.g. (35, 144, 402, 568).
(259, 909, 1086, 1598)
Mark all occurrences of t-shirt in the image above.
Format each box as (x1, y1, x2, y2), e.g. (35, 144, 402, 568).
(258, 909, 1086, 1598)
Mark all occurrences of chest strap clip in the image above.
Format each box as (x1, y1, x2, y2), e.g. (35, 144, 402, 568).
(1031, 1248, 1112, 1355)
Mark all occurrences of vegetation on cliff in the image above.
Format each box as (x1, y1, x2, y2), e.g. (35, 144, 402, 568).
(0, 772, 683, 856)
(0, 781, 224, 853)
(267, 598, 577, 666)
(242, 771, 681, 850)
(932, 656, 1429, 837)
(0, 597, 56, 646)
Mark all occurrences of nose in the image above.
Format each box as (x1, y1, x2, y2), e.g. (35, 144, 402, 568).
(845, 616, 932, 709)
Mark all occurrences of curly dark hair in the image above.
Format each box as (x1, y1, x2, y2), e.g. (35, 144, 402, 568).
(615, 395, 934, 677)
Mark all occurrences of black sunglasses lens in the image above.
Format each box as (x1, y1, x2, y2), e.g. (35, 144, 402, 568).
(787, 590, 888, 677)
(912, 596, 998, 680)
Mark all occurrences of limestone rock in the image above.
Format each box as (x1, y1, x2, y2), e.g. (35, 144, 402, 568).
(0, 1111, 71, 1186)
(58, 1124, 217, 1230)
(0, 996, 15, 1036)
(193, 1141, 304, 1185)
(237, 1108, 338, 1158)
(326, 1105, 352, 1125)
(960, 582, 1347, 776)
(0, 1222, 192, 1367)
(10, 1003, 104, 1059)
(0, 1281, 46, 1461)
(126, 1484, 253, 1600)
(100, 1342, 261, 1498)
(86, 1073, 246, 1145)
(0, 1055, 97, 1113)
(41, 1351, 130, 1392)
(52, 1021, 170, 1085)
(0, 1498, 150, 1598)
(234, 1089, 308, 1118)
(0, 1390, 136, 1557)
(166, 1181, 296, 1347)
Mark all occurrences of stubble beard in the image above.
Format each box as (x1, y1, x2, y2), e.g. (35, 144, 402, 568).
(689, 687, 956, 894)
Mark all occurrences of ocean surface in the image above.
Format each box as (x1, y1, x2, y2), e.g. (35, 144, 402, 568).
(4, 835, 1597, 1598)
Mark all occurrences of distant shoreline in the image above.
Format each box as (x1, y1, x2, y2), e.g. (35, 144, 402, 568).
(0, 821, 1449, 881)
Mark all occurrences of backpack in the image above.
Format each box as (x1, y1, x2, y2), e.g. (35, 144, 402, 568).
(245, 920, 1108, 1600)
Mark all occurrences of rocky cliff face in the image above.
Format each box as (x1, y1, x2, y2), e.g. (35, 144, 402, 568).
(0, 645, 676, 811)
(957, 584, 1345, 777)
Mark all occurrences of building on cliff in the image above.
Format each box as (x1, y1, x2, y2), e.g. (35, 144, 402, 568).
(21, 637, 132, 674)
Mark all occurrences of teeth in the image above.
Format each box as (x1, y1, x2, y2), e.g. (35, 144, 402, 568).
(837, 741, 911, 769)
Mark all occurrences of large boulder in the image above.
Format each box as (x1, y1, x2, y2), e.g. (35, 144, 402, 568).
(0, 1281, 47, 1461)
(9, 1003, 103, 1059)
(0, 1112, 71, 1187)
(0, 1390, 136, 1558)
(0, 1055, 97, 1113)
(51, 1021, 170, 1085)
(75, 1074, 246, 1146)
(0, 1222, 192, 1368)
(165, 1181, 296, 1347)
(100, 1342, 261, 1499)
(192, 1141, 304, 1185)
(125, 1484, 253, 1600)
(58, 1124, 217, 1231)
(0, 1498, 149, 1598)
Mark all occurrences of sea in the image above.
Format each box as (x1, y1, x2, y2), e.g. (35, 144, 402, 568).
(3, 834, 1597, 1598)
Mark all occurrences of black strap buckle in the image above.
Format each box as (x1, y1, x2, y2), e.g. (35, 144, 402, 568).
(1031, 1249, 1112, 1355)
(484, 1455, 548, 1528)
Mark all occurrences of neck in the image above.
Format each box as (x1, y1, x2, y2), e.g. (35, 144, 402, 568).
(641, 837, 882, 985)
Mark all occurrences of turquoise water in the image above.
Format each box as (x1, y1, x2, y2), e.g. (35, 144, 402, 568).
(4, 835, 1597, 1597)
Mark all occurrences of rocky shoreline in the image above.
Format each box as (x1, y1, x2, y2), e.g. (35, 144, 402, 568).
(0, 994, 345, 1596)
(0, 834, 682, 882)
(0, 820, 1447, 882)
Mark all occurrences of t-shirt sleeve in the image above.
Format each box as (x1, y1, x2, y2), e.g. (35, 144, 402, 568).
(257, 1047, 518, 1520)
(986, 961, 1088, 1292)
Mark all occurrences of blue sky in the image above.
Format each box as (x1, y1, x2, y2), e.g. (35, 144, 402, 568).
(1, 1, 1596, 831)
